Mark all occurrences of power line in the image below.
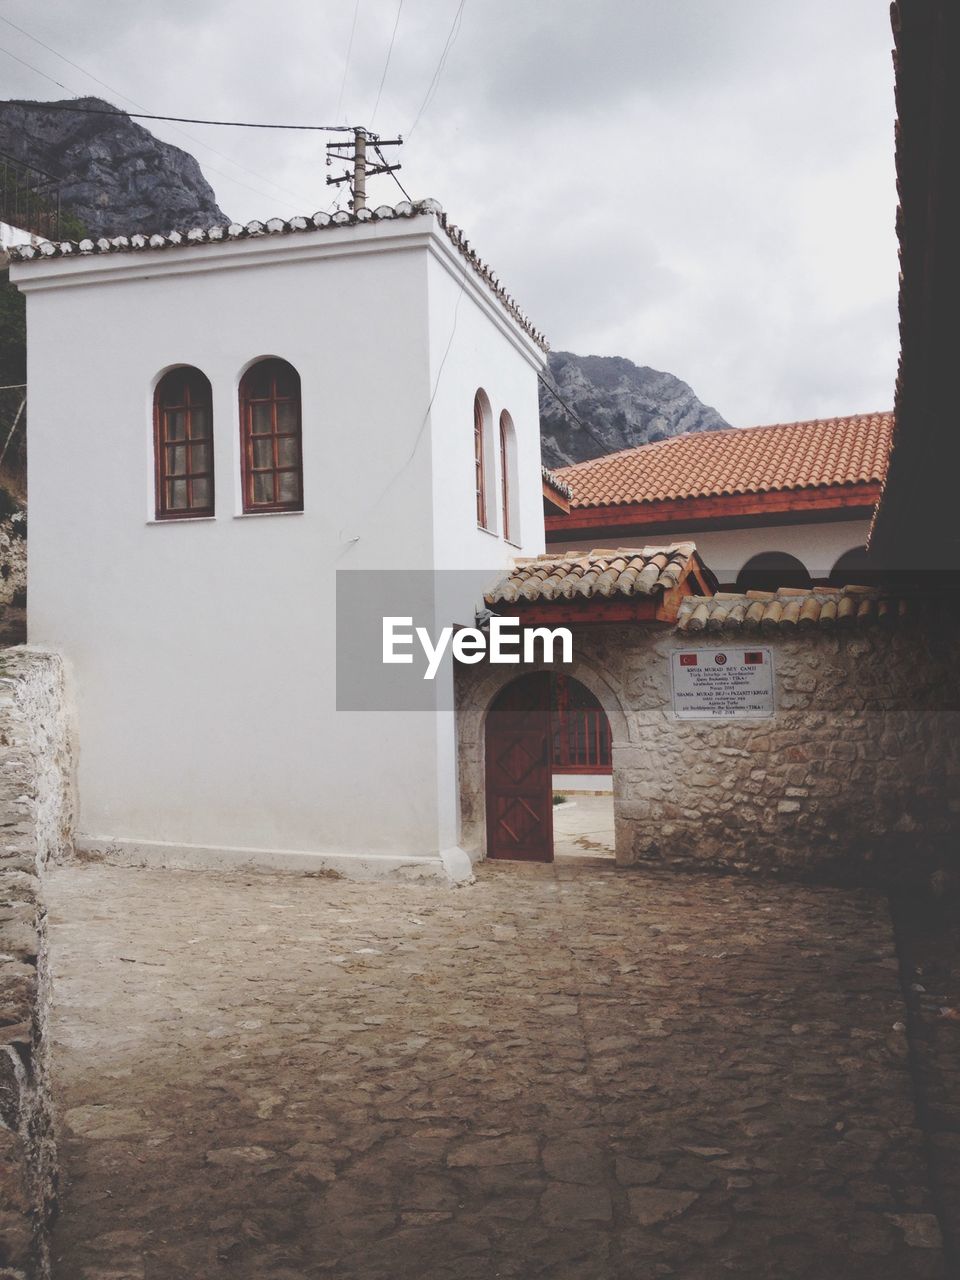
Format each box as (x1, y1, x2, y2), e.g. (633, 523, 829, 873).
(1, 63, 310, 212)
(407, 0, 467, 138)
(2, 93, 355, 132)
(0, 42, 69, 90)
(370, 0, 403, 127)
(335, 0, 362, 123)
(537, 373, 610, 455)
(373, 141, 412, 202)
(0, 13, 321, 210)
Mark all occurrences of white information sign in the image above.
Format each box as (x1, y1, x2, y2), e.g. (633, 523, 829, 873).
(670, 647, 775, 720)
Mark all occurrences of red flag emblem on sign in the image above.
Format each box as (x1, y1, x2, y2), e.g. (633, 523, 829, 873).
(679, 653, 698, 666)
(744, 651, 764, 665)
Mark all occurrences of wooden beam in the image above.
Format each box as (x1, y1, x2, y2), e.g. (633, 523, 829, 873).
(546, 484, 882, 538)
(543, 478, 571, 513)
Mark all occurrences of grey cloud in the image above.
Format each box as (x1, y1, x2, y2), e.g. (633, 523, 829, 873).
(0, 0, 901, 428)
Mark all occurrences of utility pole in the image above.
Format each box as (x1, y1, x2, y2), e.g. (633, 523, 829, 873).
(353, 128, 367, 212)
(326, 129, 404, 212)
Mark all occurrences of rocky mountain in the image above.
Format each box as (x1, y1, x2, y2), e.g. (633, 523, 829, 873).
(0, 97, 730, 470)
(0, 96, 228, 237)
(540, 351, 730, 469)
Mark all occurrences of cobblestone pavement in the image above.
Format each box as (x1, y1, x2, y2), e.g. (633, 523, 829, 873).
(894, 892, 960, 1272)
(44, 860, 946, 1280)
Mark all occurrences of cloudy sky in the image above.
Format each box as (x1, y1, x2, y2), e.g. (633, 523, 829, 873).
(1, 0, 898, 428)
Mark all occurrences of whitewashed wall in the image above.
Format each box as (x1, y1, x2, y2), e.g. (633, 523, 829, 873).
(12, 213, 545, 879)
(552, 517, 873, 585)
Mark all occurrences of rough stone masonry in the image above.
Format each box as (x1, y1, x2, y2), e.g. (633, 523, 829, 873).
(0, 650, 72, 1280)
(457, 614, 960, 885)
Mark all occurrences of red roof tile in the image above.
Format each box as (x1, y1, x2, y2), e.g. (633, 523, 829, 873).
(555, 413, 893, 510)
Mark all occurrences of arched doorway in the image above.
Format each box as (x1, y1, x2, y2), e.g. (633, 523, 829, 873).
(484, 672, 615, 863)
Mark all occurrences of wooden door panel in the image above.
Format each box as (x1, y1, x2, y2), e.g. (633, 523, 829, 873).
(485, 674, 553, 862)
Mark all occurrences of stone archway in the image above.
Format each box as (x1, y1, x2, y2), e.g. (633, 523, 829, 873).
(457, 656, 633, 864)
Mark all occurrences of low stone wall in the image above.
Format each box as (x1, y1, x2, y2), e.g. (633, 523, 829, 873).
(0, 518, 26, 610)
(457, 616, 960, 885)
(0, 650, 72, 1280)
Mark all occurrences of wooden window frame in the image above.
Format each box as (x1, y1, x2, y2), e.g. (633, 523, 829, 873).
(239, 358, 304, 514)
(474, 391, 488, 529)
(154, 367, 215, 520)
(551, 674, 613, 774)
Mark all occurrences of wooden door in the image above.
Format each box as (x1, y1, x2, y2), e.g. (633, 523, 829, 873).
(485, 673, 554, 862)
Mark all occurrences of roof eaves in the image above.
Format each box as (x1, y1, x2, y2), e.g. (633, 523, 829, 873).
(9, 198, 550, 352)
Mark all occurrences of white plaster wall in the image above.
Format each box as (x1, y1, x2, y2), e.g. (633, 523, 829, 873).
(422, 243, 547, 856)
(553, 518, 873, 585)
(14, 217, 544, 872)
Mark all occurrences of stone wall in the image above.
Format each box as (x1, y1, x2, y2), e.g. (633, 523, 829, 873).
(0, 518, 26, 609)
(456, 615, 960, 885)
(0, 650, 73, 1280)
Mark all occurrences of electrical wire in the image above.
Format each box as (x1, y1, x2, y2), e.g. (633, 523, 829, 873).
(0, 42, 69, 90)
(370, 0, 403, 127)
(407, 0, 467, 138)
(335, 0, 362, 124)
(537, 373, 610, 455)
(372, 141, 412, 202)
(0, 13, 322, 210)
(1, 68, 312, 212)
(2, 94, 354, 132)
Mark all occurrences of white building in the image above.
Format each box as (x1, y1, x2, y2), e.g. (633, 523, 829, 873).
(10, 200, 550, 881)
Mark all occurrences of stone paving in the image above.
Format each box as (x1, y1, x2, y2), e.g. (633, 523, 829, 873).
(552, 794, 615, 859)
(44, 859, 946, 1280)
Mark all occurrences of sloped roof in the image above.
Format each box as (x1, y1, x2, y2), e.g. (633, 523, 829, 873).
(485, 543, 712, 604)
(541, 465, 573, 500)
(555, 413, 893, 510)
(676, 585, 908, 633)
(8, 199, 549, 352)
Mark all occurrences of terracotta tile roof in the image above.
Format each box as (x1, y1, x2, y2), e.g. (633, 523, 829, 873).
(541, 465, 573, 500)
(8, 199, 549, 352)
(555, 413, 894, 509)
(676, 585, 908, 633)
(485, 543, 709, 604)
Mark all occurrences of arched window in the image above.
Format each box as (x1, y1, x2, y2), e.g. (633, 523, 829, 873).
(154, 367, 214, 519)
(239, 358, 303, 513)
(736, 552, 812, 593)
(474, 390, 490, 529)
(499, 410, 519, 544)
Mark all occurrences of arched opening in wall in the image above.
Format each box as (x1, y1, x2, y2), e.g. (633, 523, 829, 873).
(484, 672, 614, 863)
(473, 389, 496, 533)
(830, 546, 881, 586)
(499, 410, 520, 545)
(736, 552, 812, 593)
